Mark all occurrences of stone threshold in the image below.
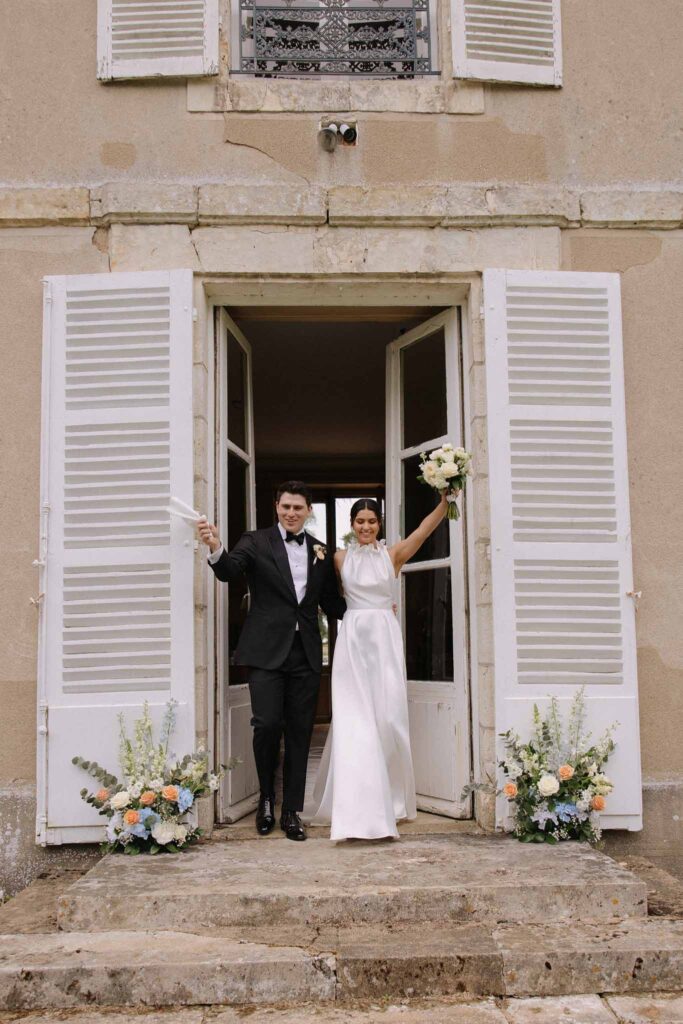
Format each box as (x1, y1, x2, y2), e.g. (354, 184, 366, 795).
(0, 183, 681, 230)
(1, 993, 683, 1023)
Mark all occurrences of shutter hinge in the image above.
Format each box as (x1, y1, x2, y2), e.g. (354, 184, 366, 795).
(626, 589, 642, 612)
(30, 593, 45, 607)
(192, 308, 198, 322)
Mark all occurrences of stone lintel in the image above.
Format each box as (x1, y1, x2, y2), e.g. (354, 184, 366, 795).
(0, 184, 681, 229)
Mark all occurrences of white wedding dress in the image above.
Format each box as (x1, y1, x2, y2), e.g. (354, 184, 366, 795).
(305, 540, 417, 840)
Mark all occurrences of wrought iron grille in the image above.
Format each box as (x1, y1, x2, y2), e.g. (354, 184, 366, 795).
(237, 0, 435, 77)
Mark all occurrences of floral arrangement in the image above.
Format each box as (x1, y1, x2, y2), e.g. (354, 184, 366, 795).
(418, 443, 472, 520)
(498, 689, 616, 844)
(73, 701, 234, 855)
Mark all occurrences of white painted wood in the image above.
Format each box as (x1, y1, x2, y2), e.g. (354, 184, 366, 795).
(36, 270, 195, 845)
(216, 311, 259, 823)
(386, 309, 471, 818)
(483, 269, 642, 831)
(97, 0, 219, 80)
(451, 0, 562, 86)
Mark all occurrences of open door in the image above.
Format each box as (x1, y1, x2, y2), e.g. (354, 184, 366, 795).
(386, 309, 471, 818)
(216, 310, 259, 822)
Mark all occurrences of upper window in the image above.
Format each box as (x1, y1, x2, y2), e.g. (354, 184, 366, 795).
(96, 0, 561, 86)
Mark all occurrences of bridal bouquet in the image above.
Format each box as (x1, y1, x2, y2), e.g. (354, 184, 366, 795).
(499, 689, 616, 844)
(418, 443, 472, 520)
(73, 701, 235, 855)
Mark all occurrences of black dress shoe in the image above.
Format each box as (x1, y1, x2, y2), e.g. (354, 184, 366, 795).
(255, 793, 276, 836)
(280, 809, 306, 842)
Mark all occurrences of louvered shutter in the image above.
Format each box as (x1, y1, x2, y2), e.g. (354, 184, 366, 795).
(483, 269, 642, 831)
(36, 270, 195, 844)
(451, 0, 562, 86)
(97, 0, 219, 80)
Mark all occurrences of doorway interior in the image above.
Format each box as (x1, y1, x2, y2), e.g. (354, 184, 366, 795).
(214, 304, 472, 824)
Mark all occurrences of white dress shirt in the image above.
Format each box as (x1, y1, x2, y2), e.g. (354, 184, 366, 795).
(208, 523, 309, 604)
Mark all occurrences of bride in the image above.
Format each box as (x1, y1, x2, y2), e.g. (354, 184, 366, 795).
(306, 491, 454, 841)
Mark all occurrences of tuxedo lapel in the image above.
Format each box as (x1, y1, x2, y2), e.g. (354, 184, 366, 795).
(268, 526, 297, 602)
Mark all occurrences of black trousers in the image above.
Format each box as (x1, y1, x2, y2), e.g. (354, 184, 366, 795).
(247, 633, 320, 812)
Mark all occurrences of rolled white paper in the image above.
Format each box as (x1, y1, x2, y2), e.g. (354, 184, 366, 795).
(167, 495, 203, 523)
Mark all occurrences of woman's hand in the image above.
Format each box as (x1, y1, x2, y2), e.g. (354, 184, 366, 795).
(197, 517, 221, 553)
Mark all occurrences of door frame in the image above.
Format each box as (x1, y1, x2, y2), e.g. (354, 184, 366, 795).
(203, 281, 481, 826)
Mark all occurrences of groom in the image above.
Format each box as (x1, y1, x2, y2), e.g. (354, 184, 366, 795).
(198, 481, 345, 841)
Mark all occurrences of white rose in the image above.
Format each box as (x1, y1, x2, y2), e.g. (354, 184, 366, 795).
(537, 774, 560, 797)
(423, 463, 437, 479)
(441, 461, 458, 477)
(430, 448, 445, 460)
(173, 824, 188, 844)
(110, 791, 131, 811)
(442, 443, 453, 451)
(151, 820, 177, 846)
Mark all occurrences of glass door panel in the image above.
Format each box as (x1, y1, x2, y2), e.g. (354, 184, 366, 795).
(404, 568, 454, 682)
(401, 327, 448, 449)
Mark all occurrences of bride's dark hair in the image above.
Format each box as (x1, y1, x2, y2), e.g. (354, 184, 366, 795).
(350, 498, 383, 539)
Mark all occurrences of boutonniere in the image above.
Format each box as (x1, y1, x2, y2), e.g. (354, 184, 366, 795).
(313, 543, 327, 564)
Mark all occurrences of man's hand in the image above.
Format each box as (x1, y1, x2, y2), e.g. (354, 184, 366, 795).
(197, 517, 221, 554)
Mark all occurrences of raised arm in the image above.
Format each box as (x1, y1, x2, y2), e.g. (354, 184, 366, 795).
(197, 518, 256, 583)
(388, 491, 454, 575)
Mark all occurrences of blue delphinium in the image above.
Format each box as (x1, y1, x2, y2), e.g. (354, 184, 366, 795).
(177, 787, 194, 813)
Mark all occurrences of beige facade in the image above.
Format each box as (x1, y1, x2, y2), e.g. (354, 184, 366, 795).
(0, 0, 682, 893)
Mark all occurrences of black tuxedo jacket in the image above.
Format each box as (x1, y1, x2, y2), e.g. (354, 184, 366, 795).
(209, 525, 346, 672)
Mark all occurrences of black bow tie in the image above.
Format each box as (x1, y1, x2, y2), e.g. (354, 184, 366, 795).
(285, 531, 305, 545)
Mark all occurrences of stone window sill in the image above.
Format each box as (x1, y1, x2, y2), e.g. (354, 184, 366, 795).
(187, 76, 484, 115)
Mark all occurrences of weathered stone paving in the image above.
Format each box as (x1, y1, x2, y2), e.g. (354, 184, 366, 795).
(2, 994, 683, 1024)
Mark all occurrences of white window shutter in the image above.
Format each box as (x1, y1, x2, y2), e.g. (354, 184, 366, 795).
(97, 0, 219, 80)
(36, 270, 196, 844)
(452, 0, 562, 86)
(484, 269, 642, 831)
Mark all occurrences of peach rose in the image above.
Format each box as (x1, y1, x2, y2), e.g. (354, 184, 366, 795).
(95, 789, 110, 802)
(162, 785, 179, 802)
(503, 781, 518, 799)
(558, 764, 575, 781)
(123, 809, 140, 825)
(139, 790, 157, 806)
(591, 795, 606, 812)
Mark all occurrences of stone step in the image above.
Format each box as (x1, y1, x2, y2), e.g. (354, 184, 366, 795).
(2, 917, 682, 1011)
(56, 835, 647, 932)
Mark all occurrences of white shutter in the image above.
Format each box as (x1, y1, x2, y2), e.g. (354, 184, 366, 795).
(452, 0, 562, 86)
(36, 270, 196, 844)
(97, 0, 219, 80)
(484, 269, 642, 831)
